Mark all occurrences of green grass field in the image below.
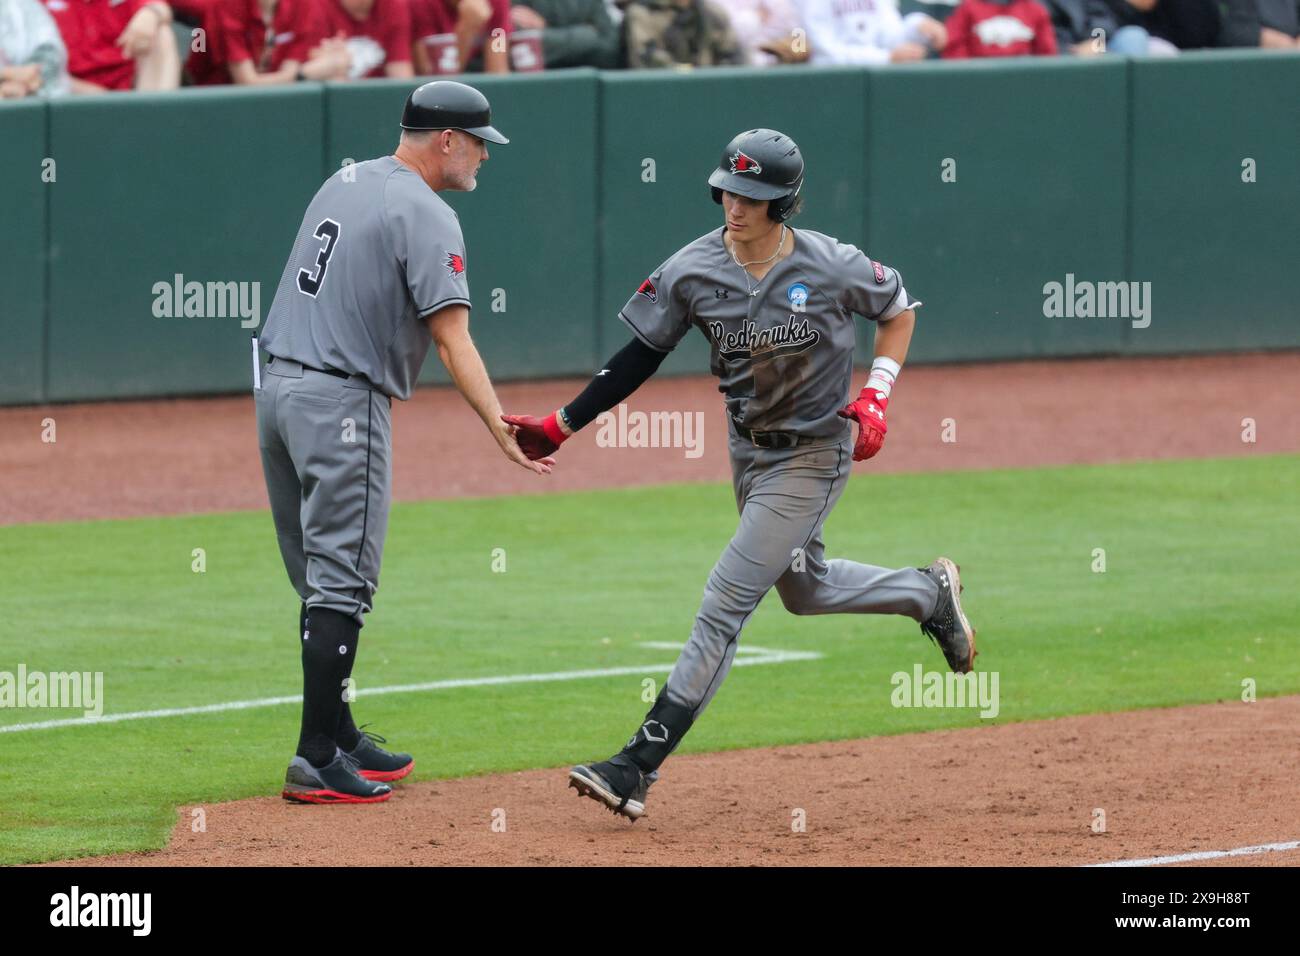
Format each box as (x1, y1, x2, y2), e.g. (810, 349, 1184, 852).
(1, 454, 1296, 865)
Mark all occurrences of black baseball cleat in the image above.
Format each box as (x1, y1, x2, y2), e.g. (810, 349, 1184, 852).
(568, 755, 650, 821)
(343, 727, 414, 783)
(282, 752, 393, 804)
(919, 557, 977, 673)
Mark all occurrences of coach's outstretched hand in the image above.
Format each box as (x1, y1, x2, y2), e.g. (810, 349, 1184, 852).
(493, 415, 556, 474)
(500, 413, 567, 462)
(837, 388, 889, 461)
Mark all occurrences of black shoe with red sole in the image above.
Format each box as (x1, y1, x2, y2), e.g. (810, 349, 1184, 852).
(343, 728, 414, 783)
(282, 753, 393, 804)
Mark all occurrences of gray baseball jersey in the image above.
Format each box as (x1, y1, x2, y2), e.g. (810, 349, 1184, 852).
(619, 227, 919, 437)
(259, 156, 471, 401)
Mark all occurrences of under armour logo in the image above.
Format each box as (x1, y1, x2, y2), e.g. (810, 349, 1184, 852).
(715, 289, 729, 299)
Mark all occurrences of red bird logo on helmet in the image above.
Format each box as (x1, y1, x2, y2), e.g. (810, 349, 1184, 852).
(730, 151, 763, 175)
(636, 278, 657, 303)
(446, 252, 465, 276)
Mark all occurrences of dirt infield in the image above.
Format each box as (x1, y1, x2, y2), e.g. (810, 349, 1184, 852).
(64, 696, 1298, 867)
(4, 352, 1299, 526)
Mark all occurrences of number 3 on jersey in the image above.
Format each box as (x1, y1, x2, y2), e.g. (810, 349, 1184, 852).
(297, 219, 341, 298)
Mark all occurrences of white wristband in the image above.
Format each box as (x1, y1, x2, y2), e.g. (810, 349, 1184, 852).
(865, 356, 901, 398)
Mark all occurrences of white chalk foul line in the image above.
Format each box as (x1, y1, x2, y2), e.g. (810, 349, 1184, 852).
(1086, 840, 1300, 868)
(0, 643, 822, 735)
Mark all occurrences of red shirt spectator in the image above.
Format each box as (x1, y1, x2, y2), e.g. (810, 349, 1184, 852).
(40, 0, 151, 89)
(410, 0, 510, 71)
(187, 0, 327, 84)
(411, 0, 509, 42)
(943, 0, 1058, 57)
(319, 0, 412, 76)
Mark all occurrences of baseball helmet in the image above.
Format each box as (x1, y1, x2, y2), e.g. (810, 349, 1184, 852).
(400, 81, 509, 145)
(708, 129, 804, 222)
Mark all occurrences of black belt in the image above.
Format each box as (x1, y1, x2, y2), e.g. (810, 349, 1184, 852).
(732, 421, 818, 449)
(268, 356, 349, 380)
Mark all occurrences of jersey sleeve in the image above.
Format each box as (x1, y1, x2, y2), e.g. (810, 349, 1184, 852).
(839, 243, 921, 321)
(617, 252, 693, 353)
(386, 186, 471, 317)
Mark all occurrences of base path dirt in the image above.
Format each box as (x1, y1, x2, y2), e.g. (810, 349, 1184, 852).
(65, 695, 1299, 868)
(3, 352, 1299, 525)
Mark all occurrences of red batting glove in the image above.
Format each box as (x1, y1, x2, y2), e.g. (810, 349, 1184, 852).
(836, 388, 888, 461)
(501, 412, 568, 460)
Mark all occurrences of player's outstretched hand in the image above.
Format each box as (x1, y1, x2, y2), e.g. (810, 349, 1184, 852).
(492, 416, 556, 474)
(500, 413, 565, 460)
(837, 388, 888, 461)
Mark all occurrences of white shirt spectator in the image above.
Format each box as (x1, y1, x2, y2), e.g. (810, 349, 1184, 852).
(0, 0, 70, 96)
(796, 0, 934, 63)
(718, 0, 804, 64)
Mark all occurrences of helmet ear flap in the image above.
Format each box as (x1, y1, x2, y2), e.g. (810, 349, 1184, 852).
(767, 180, 803, 222)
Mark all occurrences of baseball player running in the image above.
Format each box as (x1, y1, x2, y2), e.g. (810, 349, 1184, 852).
(255, 81, 553, 805)
(504, 129, 976, 820)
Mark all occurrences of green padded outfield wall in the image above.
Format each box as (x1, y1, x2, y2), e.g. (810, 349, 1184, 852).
(3, 52, 1298, 406)
(324, 72, 600, 385)
(45, 85, 324, 401)
(867, 57, 1130, 363)
(1128, 51, 1300, 354)
(598, 67, 870, 376)
(0, 100, 47, 404)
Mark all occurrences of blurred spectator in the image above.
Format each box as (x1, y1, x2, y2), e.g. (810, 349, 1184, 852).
(40, 0, 181, 91)
(1219, 0, 1300, 45)
(942, 0, 1058, 55)
(719, 0, 805, 64)
(798, 0, 947, 63)
(411, 0, 511, 72)
(320, 0, 416, 76)
(1, 0, 70, 96)
(622, 0, 742, 67)
(187, 0, 352, 84)
(170, 0, 213, 23)
(508, 0, 621, 67)
(1103, 0, 1218, 49)
(1044, 0, 1151, 51)
(1258, 0, 1299, 42)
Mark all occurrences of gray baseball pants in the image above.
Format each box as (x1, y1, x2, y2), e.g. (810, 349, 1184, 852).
(664, 427, 940, 718)
(255, 357, 392, 626)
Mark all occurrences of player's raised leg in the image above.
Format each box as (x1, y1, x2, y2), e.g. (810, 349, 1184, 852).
(772, 524, 976, 673)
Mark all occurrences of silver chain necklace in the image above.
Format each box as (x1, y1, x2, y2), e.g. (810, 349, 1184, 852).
(728, 225, 787, 297)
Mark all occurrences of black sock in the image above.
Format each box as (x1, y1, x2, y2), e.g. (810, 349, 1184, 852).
(620, 689, 696, 775)
(296, 606, 359, 768)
